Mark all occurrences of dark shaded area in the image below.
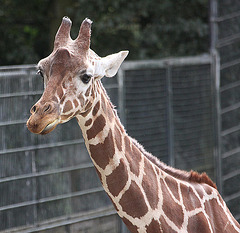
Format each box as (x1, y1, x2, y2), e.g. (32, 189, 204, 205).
(0, 0, 209, 65)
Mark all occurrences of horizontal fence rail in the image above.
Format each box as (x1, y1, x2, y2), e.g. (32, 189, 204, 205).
(0, 65, 119, 232)
(118, 54, 216, 178)
(1, 53, 238, 231)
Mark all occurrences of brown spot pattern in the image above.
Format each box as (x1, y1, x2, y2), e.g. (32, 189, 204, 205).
(62, 80, 67, 89)
(81, 107, 91, 117)
(146, 219, 161, 233)
(122, 217, 139, 233)
(194, 184, 205, 199)
(161, 178, 184, 228)
(119, 180, 148, 218)
(204, 198, 230, 232)
(217, 193, 225, 206)
(73, 99, 79, 108)
(117, 120, 125, 133)
(114, 125, 122, 151)
(142, 158, 159, 210)
(85, 118, 92, 127)
(73, 110, 80, 117)
(204, 184, 214, 195)
(61, 112, 74, 121)
(85, 101, 92, 111)
(187, 212, 211, 233)
(165, 176, 180, 201)
(101, 93, 114, 122)
(60, 95, 66, 104)
(89, 129, 115, 169)
(92, 101, 100, 116)
(131, 142, 141, 156)
(159, 216, 177, 233)
(52, 96, 58, 103)
(85, 86, 91, 97)
(124, 136, 141, 176)
(107, 108, 114, 123)
(91, 88, 95, 99)
(87, 115, 106, 140)
(63, 100, 72, 113)
(124, 135, 131, 151)
(180, 183, 201, 212)
(106, 159, 128, 196)
(101, 93, 107, 111)
(223, 217, 240, 232)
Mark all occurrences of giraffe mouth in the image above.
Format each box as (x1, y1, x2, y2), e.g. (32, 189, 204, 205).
(40, 119, 60, 135)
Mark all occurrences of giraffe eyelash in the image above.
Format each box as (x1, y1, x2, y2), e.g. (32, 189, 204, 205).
(37, 69, 44, 78)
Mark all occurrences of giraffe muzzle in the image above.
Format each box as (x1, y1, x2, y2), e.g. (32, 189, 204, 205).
(27, 113, 60, 135)
(27, 102, 60, 135)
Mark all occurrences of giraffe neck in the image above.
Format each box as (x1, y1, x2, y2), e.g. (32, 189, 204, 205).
(75, 81, 240, 233)
(76, 81, 161, 231)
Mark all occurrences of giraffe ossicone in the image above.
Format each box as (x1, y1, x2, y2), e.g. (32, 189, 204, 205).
(27, 17, 240, 233)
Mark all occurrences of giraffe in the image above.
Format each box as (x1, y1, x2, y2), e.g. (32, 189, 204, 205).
(27, 17, 240, 233)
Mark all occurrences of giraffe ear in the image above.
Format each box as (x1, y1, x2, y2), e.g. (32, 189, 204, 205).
(98, 51, 129, 77)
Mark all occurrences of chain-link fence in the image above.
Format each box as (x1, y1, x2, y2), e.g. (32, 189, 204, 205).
(0, 65, 119, 232)
(119, 55, 215, 179)
(211, 0, 240, 222)
(0, 51, 235, 232)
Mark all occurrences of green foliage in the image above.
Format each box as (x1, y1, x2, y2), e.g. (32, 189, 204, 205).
(0, 0, 209, 65)
(67, 0, 209, 59)
(0, 0, 51, 65)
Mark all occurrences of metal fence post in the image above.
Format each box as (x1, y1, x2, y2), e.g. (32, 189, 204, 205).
(166, 65, 175, 167)
(211, 51, 222, 194)
(210, 0, 222, 194)
(210, 0, 218, 53)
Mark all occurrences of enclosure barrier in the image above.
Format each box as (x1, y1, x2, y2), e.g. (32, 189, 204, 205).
(0, 65, 119, 232)
(0, 53, 238, 232)
(210, 0, 240, 222)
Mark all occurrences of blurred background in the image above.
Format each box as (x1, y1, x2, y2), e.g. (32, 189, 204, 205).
(0, 0, 209, 65)
(0, 0, 240, 232)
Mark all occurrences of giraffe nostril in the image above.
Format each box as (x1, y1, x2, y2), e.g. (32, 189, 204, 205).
(31, 105, 37, 114)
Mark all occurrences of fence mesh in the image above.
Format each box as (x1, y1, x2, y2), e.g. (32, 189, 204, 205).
(211, 0, 240, 221)
(172, 64, 214, 177)
(0, 66, 119, 232)
(121, 56, 215, 180)
(124, 68, 169, 162)
(0, 54, 223, 231)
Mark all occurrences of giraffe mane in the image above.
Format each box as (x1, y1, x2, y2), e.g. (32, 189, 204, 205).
(98, 80, 120, 118)
(131, 138, 217, 189)
(99, 81, 217, 190)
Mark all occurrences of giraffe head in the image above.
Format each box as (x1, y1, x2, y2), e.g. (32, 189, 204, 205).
(27, 17, 128, 135)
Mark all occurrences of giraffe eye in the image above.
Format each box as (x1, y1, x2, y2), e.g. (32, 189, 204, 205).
(81, 74, 92, 84)
(37, 69, 44, 78)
